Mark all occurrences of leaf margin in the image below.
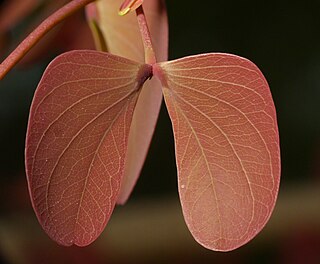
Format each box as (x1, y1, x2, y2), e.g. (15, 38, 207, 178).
(154, 52, 281, 251)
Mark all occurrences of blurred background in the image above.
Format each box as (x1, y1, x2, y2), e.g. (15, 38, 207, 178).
(0, 0, 319, 263)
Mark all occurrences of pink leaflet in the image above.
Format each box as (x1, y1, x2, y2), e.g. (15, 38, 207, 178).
(95, 0, 168, 204)
(25, 50, 151, 246)
(155, 53, 280, 251)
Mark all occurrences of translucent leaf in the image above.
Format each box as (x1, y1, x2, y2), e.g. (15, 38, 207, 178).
(85, 3, 107, 51)
(25, 50, 151, 246)
(95, 0, 168, 203)
(155, 53, 280, 251)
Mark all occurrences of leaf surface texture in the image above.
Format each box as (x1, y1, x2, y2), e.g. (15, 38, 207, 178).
(25, 50, 150, 246)
(157, 53, 280, 251)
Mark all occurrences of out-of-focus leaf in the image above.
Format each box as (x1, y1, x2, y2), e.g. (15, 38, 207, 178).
(95, 0, 168, 204)
(20, 11, 95, 66)
(155, 53, 280, 251)
(85, 3, 107, 51)
(1, 0, 94, 66)
(25, 50, 152, 246)
(96, 0, 168, 61)
(0, 0, 39, 32)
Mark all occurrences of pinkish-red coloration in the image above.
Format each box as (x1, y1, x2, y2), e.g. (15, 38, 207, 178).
(95, 0, 168, 204)
(154, 53, 280, 251)
(25, 50, 151, 246)
(3, 0, 280, 252)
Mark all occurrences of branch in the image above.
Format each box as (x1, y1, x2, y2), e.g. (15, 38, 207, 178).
(0, 0, 96, 80)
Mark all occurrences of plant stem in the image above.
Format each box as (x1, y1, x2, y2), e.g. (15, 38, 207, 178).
(0, 0, 96, 80)
(136, 6, 156, 65)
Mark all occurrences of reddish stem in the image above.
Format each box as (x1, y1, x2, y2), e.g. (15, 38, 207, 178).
(136, 6, 156, 65)
(0, 0, 96, 80)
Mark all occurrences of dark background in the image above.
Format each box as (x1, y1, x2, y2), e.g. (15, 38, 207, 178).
(0, 0, 319, 263)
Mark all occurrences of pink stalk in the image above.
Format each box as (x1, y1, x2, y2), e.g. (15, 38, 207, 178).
(136, 6, 156, 65)
(0, 0, 96, 80)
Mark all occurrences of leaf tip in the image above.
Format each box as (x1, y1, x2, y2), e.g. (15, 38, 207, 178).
(118, 7, 130, 16)
(119, 0, 143, 16)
